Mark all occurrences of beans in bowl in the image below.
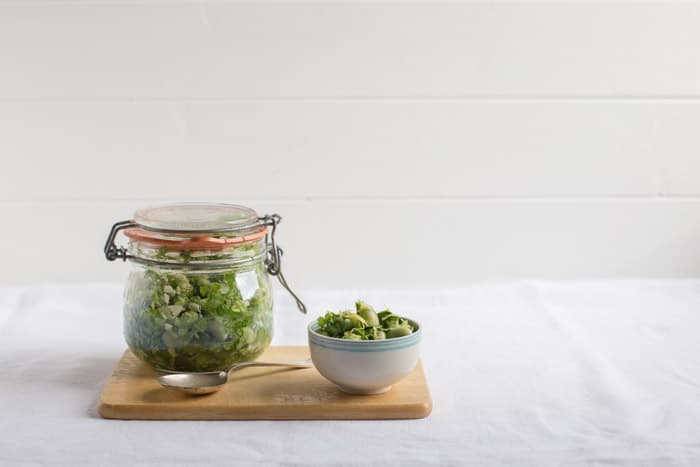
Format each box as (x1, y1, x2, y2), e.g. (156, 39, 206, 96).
(315, 301, 415, 340)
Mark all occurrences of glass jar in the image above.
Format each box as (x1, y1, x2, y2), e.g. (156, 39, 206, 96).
(104, 203, 305, 372)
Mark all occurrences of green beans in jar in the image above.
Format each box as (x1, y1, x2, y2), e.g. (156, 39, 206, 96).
(124, 261, 273, 372)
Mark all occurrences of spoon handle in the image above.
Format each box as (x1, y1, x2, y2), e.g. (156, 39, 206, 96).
(228, 359, 313, 374)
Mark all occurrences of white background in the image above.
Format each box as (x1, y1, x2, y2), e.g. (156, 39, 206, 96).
(2, 1, 700, 288)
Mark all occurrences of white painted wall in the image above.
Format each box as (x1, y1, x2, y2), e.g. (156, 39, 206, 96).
(2, 2, 700, 288)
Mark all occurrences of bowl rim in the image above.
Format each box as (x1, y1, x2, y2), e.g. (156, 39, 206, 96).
(308, 317, 421, 344)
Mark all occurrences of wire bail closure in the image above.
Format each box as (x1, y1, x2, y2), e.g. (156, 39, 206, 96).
(104, 220, 137, 262)
(258, 214, 307, 314)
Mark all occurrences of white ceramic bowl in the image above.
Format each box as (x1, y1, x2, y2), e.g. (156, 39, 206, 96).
(308, 319, 421, 395)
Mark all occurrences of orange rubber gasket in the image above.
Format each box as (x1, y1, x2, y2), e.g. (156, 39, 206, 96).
(123, 226, 268, 251)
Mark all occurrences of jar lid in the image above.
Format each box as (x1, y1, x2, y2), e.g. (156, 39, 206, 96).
(124, 203, 267, 251)
(133, 203, 259, 232)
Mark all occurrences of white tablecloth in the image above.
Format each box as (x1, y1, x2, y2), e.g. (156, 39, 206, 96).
(1, 281, 700, 466)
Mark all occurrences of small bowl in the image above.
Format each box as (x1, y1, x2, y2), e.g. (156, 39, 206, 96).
(308, 319, 421, 395)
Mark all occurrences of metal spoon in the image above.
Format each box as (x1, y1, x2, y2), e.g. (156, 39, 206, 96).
(158, 358, 313, 395)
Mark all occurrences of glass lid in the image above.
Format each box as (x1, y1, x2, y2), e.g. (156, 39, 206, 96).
(133, 203, 259, 232)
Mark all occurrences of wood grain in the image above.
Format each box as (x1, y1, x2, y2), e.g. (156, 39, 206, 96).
(98, 346, 432, 420)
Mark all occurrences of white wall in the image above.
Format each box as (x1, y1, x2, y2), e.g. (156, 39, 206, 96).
(2, 2, 700, 288)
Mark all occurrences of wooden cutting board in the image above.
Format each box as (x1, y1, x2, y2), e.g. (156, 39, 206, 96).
(98, 346, 432, 420)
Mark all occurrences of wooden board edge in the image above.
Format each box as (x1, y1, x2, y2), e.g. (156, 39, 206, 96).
(417, 396, 433, 419)
(97, 399, 122, 420)
(97, 398, 433, 421)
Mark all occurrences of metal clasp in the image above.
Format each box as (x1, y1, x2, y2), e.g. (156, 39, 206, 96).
(259, 214, 307, 314)
(104, 220, 137, 261)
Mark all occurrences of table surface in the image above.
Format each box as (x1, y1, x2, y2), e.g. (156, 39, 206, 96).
(1, 281, 700, 466)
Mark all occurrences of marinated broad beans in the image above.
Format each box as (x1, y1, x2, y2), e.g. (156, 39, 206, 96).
(124, 265, 272, 372)
(315, 301, 414, 340)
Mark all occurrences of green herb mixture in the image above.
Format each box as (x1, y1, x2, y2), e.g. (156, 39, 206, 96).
(124, 262, 272, 372)
(315, 301, 414, 340)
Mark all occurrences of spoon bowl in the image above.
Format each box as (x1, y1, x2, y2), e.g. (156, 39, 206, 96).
(158, 371, 230, 395)
(158, 359, 313, 395)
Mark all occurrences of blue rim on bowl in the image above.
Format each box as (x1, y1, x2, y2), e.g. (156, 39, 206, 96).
(308, 319, 421, 352)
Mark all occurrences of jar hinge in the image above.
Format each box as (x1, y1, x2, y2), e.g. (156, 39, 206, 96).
(104, 220, 137, 261)
(259, 214, 307, 314)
